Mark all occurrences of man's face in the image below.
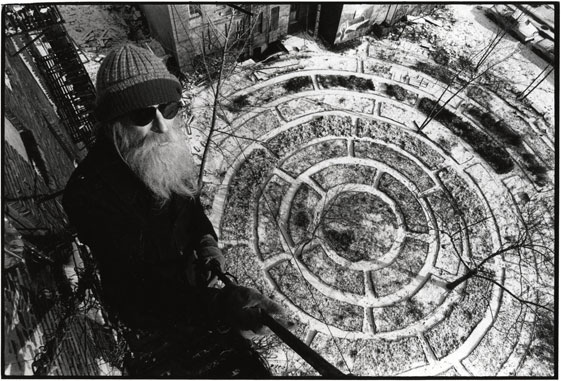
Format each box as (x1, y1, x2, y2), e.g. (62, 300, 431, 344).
(114, 103, 197, 201)
(122, 102, 180, 146)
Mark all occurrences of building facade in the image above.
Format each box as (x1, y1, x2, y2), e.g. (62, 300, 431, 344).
(3, 5, 119, 376)
(141, 4, 433, 73)
(141, 4, 291, 71)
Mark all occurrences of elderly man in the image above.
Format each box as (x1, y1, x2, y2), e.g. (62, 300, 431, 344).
(63, 43, 280, 377)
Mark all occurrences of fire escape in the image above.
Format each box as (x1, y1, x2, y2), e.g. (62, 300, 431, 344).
(5, 4, 97, 148)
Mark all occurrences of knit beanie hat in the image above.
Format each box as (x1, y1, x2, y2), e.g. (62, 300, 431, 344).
(94, 43, 182, 122)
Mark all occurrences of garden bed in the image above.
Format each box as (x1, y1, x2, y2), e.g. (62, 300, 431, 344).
(424, 276, 493, 359)
(266, 115, 354, 158)
(257, 176, 291, 260)
(280, 139, 347, 177)
(269, 261, 363, 331)
(320, 191, 398, 261)
(311, 94, 375, 114)
(383, 83, 418, 106)
(318, 74, 375, 92)
(463, 293, 525, 375)
(426, 190, 463, 275)
(437, 170, 495, 263)
(221, 149, 275, 239)
(437, 169, 487, 231)
(378, 173, 428, 233)
(299, 55, 358, 71)
(357, 119, 445, 170)
(239, 109, 281, 140)
(418, 97, 514, 174)
(520, 151, 550, 187)
(288, 184, 321, 245)
(311, 164, 377, 190)
(277, 97, 326, 121)
(355, 140, 435, 192)
(411, 275, 449, 315)
(373, 298, 427, 331)
(363, 59, 393, 79)
(255, 57, 304, 80)
(371, 237, 428, 297)
(379, 102, 417, 124)
(300, 244, 365, 294)
(465, 106, 522, 147)
(222, 243, 271, 295)
(243, 76, 314, 108)
(349, 336, 427, 376)
(283, 76, 313, 94)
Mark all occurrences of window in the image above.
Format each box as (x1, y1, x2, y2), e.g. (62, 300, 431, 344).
(189, 4, 201, 18)
(270, 6, 279, 31)
(19, 129, 51, 186)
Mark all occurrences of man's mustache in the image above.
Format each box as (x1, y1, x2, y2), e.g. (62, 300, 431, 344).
(134, 131, 176, 149)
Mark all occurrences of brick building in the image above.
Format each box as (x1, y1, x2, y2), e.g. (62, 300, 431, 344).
(3, 5, 119, 376)
(141, 4, 291, 71)
(141, 4, 434, 73)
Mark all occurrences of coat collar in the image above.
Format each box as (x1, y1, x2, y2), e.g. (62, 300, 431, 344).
(87, 135, 152, 217)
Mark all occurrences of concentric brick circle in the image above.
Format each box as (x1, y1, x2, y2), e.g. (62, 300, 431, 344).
(201, 53, 550, 376)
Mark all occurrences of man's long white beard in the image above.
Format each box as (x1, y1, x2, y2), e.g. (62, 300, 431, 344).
(113, 122, 198, 203)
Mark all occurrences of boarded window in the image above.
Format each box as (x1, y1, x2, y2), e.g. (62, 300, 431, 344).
(257, 12, 263, 33)
(270, 6, 279, 30)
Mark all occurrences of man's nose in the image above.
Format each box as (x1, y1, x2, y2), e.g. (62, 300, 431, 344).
(151, 110, 169, 134)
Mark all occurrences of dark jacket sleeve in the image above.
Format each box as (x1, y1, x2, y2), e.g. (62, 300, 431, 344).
(193, 196, 218, 242)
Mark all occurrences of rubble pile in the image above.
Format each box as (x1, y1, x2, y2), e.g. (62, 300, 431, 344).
(58, 5, 163, 82)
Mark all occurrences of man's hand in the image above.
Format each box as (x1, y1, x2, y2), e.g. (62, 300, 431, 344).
(197, 235, 225, 286)
(211, 285, 284, 334)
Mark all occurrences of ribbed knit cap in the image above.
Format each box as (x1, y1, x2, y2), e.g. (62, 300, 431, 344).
(94, 43, 182, 122)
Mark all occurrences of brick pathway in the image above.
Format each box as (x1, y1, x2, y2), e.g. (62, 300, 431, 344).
(192, 52, 553, 376)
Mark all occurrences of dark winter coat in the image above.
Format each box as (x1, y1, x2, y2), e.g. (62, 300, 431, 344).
(63, 135, 222, 329)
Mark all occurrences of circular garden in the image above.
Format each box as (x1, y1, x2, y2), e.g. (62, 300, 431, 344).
(190, 52, 553, 376)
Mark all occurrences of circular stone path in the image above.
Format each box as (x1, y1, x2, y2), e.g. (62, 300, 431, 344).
(190, 52, 554, 376)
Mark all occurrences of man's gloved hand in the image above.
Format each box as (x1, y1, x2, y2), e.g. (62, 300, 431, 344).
(210, 285, 284, 334)
(197, 235, 225, 286)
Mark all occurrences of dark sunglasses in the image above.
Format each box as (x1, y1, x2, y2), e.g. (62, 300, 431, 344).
(128, 101, 182, 126)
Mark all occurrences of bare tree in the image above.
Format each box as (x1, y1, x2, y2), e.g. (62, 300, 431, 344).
(438, 189, 554, 316)
(169, 4, 263, 187)
(416, 7, 526, 132)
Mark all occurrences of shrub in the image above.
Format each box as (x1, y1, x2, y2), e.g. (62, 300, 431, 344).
(283, 76, 313, 93)
(385, 84, 409, 101)
(227, 94, 250, 112)
(467, 107, 523, 147)
(431, 47, 450, 65)
(413, 62, 455, 85)
(318, 75, 374, 91)
(418, 98, 514, 174)
(522, 153, 549, 186)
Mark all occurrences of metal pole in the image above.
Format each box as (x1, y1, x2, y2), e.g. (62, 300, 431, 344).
(209, 261, 347, 377)
(518, 66, 553, 100)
